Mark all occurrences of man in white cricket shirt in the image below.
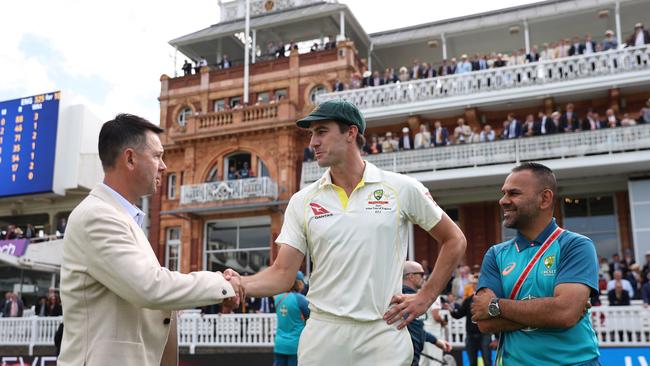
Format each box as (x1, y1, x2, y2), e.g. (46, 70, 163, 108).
(238, 99, 466, 365)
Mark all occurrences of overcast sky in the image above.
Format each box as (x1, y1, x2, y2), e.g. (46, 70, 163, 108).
(0, 0, 539, 123)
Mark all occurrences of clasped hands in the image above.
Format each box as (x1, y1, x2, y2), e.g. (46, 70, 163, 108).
(221, 268, 246, 308)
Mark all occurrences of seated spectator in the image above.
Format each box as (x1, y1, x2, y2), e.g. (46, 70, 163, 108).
(218, 54, 232, 69)
(398, 127, 413, 150)
(239, 162, 253, 179)
(604, 108, 621, 128)
(602, 30, 618, 51)
(432, 121, 449, 147)
(479, 124, 496, 142)
(381, 132, 396, 153)
(453, 118, 471, 144)
(227, 165, 240, 180)
(414, 124, 431, 149)
(626, 22, 650, 47)
(304, 146, 315, 162)
(182, 59, 193, 76)
(607, 270, 635, 298)
(608, 282, 631, 306)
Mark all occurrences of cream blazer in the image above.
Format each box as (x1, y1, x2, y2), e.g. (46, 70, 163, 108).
(58, 185, 235, 366)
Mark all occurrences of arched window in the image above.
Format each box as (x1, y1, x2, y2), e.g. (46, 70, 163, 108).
(308, 85, 327, 104)
(177, 107, 192, 127)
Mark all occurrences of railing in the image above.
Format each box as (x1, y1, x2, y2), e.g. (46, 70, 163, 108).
(301, 124, 650, 184)
(2, 306, 648, 355)
(243, 103, 278, 122)
(180, 176, 278, 205)
(316, 45, 650, 110)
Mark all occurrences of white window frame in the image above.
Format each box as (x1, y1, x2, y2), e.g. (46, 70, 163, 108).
(308, 85, 327, 104)
(177, 107, 192, 127)
(166, 227, 181, 271)
(167, 173, 177, 199)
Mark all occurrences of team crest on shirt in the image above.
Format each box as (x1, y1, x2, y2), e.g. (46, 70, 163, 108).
(543, 255, 556, 276)
(373, 189, 384, 200)
(366, 189, 392, 212)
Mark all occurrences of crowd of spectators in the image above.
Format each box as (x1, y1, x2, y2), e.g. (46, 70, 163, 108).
(1, 219, 67, 241)
(598, 250, 650, 306)
(1, 289, 62, 318)
(335, 23, 649, 91)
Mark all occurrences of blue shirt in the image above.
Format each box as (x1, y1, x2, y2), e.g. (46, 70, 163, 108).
(273, 292, 309, 355)
(100, 183, 146, 228)
(478, 219, 600, 365)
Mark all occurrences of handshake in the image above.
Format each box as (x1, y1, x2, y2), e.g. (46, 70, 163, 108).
(221, 268, 246, 308)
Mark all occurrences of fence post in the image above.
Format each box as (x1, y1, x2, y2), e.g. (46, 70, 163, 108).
(29, 316, 37, 356)
(190, 313, 198, 354)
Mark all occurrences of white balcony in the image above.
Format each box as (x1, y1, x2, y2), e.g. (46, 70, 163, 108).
(301, 124, 650, 186)
(317, 46, 650, 120)
(180, 177, 278, 205)
(2, 306, 648, 355)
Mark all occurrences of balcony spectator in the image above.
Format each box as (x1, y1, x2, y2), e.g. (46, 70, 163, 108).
(621, 113, 636, 127)
(453, 118, 472, 144)
(643, 272, 650, 306)
(456, 55, 472, 74)
(324, 36, 336, 50)
(479, 124, 495, 142)
(304, 146, 315, 162)
(239, 162, 253, 179)
(641, 98, 650, 124)
(182, 60, 193, 76)
(227, 165, 240, 180)
(605, 108, 621, 128)
(608, 282, 631, 306)
(398, 127, 413, 150)
(512, 49, 526, 65)
(537, 111, 554, 135)
(607, 270, 634, 298)
(36, 296, 48, 317)
(369, 71, 383, 87)
(582, 109, 601, 131)
(602, 30, 618, 51)
(499, 120, 510, 140)
(361, 70, 371, 87)
(218, 54, 232, 69)
(493, 53, 507, 68)
(14, 227, 24, 238)
(310, 42, 319, 52)
(266, 42, 276, 57)
(2, 292, 24, 317)
(364, 134, 382, 155)
(642, 251, 650, 284)
(422, 63, 436, 78)
(448, 57, 458, 74)
(24, 224, 36, 239)
(3, 224, 17, 240)
(540, 43, 553, 61)
(470, 54, 480, 71)
(195, 56, 207, 74)
(349, 72, 362, 89)
(397, 67, 410, 82)
(438, 59, 450, 76)
(569, 36, 583, 56)
(57, 218, 67, 235)
(583, 34, 596, 55)
(526, 45, 541, 63)
(522, 114, 536, 137)
(414, 124, 431, 149)
(381, 132, 396, 153)
(333, 79, 344, 92)
(556, 39, 570, 58)
(626, 22, 650, 47)
(560, 103, 580, 132)
(468, 127, 481, 143)
(383, 68, 398, 84)
(48, 293, 63, 316)
(432, 121, 449, 147)
(610, 253, 623, 278)
(276, 42, 286, 58)
(505, 113, 522, 139)
(410, 58, 423, 80)
(599, 257, 612, 282)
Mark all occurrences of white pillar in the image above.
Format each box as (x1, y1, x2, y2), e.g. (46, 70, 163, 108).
(244, 0, 250, 104)
(252, 29, 257, 64)
(368, 42, 373, 72)
(338, 11, 345, 41)
(441, 33, 447, 60)
(615, 1, 623, 48)
(408, 223, 415, 261)
(524, 19, 531, 54)
(173, 47, 178, 77)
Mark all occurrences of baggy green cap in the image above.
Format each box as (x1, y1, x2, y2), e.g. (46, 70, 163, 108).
(296, 99, 366, 134)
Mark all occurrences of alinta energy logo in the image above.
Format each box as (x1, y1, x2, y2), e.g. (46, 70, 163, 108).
(309, 202, 333, 219)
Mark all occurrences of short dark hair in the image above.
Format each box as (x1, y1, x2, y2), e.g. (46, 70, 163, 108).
(336, 121, 366, 150)
(98, 113, 164, 169)
(511, 162, 557, 197)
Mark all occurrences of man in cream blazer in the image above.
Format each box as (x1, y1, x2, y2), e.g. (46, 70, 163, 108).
(58, 114, 244, 366)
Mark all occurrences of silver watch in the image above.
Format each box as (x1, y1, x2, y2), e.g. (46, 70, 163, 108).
(487, 298, 501, 318)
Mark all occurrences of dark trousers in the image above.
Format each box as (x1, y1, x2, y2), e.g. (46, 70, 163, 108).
(274, 353, 297, 366)
(466, 333, 492, 366)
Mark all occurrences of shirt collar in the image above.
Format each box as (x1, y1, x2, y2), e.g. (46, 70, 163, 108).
(317, 161, 382, 189)
(100, 183, 146, 228)
(514, 218, 559, 252)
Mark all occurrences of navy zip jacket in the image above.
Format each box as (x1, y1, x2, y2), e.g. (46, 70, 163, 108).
(403, 285, 439, 366)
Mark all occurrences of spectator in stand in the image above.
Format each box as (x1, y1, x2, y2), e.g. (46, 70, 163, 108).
(276, 42, 286, 58)
(239, 162, 253, 179)
(324, 36, 336, 50)
(642, 251, 650, 284)
(608, 282, 631, 306)
(451, 266, 471, 301)
(456, 55, 472, 74)
(25, 224, 36, 239)
(195, 56, 208, 73)
(604, 108, 621, 128)
(48, 293, 63, 316)
(621, 113, 636, 127)
(381, 132, 396, 153)
(448, 58, 458, 74)
(56, 218, 67, 236)
(560, 103, 580, 132)
(333, 79, 344, 92)
(423, 62, 436, 78)
(267, 42, 276, 57)
(537, 111, 554, 135)
(641, 98, 650, 124)
(304, 146, 315, 162)
(369, 71, 383, 87)
(3, 224, 17, 240)
(610, 253, 623, 278)
(410, 59, 423, 80)
(432, 121, 449, 147)
(218, 54, 232, 69)
(453, 118, 472, 144)
(582, 109, 600, 131)
(600, 257, 612, 282)
(626, 22, 650, 47)
(310, 42, 319, 52)
(512, 49, 526, 65)
(582, 34, 596, 55)
(607, 270, 634, 298)
(384, 68, 398, 84)
(227, 165, 240, 180)
(182, 60, 193, 76)
(568, 36, 583, 56)
(2, 292, 24, 317)
(36, 296, 48, 317)
(364, 134, 382, 155)
(506, 113, 522, 139)
(493, 53, 507, 68)
(556, 38, 571, 58)
(398, 67, 410, 82)
(438, 59, 450, 76)
(479, 124, 496, 142)
(526, 45, 541, 63)
(399, 127, 414, 150)
(643, 272, 650, 306)
(468, 127, 481, 144)
(629, 264, 643, 299)
(540, 43, 553, 61)
(500, 120, 510, 140)
(602, 30, 618, 51)
(414, 124, 431, 149)
(471, 54, 481, 71)
(522, 114, 537, 137)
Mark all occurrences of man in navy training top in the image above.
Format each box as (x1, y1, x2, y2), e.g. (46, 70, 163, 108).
(471, 162, 600, 366)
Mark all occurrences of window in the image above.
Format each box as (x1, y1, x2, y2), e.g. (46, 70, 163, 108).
(166, 227, 181, 271)
(274, 89, 288, 101)
(562, 195, 619, 259)
(167, 173, 177, 199)
(256, 92, 270, 104)
(204, 217, 271, 275)
(308, 85, 327, 104)
(177, 107, 192, 127)
(230, 96, 242, 108)
(225, 152, 252, 180)
(213, 99, 225, 112)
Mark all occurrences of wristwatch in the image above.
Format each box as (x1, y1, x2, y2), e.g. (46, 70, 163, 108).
(487, 298, 501, 318)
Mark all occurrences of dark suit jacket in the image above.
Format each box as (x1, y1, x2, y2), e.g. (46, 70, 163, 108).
(506, 121, 523, 138)
(2, 299, 24, 317)
(218, 59, 232, 69)
(422, 67, 437, 78)
(522, 123, 537, 137)
(526, 53, 540, 63)
(333, 82, 344, 91)
(626, 30, 650, 46)
(608, 289, 631, 306)
(537, 117, 557, 135)
(432, 127, 449, 146)
(398, 136, 414, 150)
(560, 112, 580, 132)
(581, 118, 604, 131)
(409, 66, 424, 80)
(368, 77, 384, 87)
(569, 44, 582, 56)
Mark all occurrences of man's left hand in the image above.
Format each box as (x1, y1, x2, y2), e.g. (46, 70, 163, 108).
(471, 288, 495, 322)
(383, 292, 433, 330)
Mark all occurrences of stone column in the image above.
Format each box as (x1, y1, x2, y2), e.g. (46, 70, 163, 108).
(609, 88, 620, 114)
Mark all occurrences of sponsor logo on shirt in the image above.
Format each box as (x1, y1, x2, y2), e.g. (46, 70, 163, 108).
(502, 262, 517, 276)
(309, 203, 333, 219)
(543, 255, 556, 276)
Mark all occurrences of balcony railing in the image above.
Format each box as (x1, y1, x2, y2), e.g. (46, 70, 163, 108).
(180, 177, 278, 205)
(301, 124, 650, 184)
(316, 45, 650, 110)
(3, 306, 648, 355)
